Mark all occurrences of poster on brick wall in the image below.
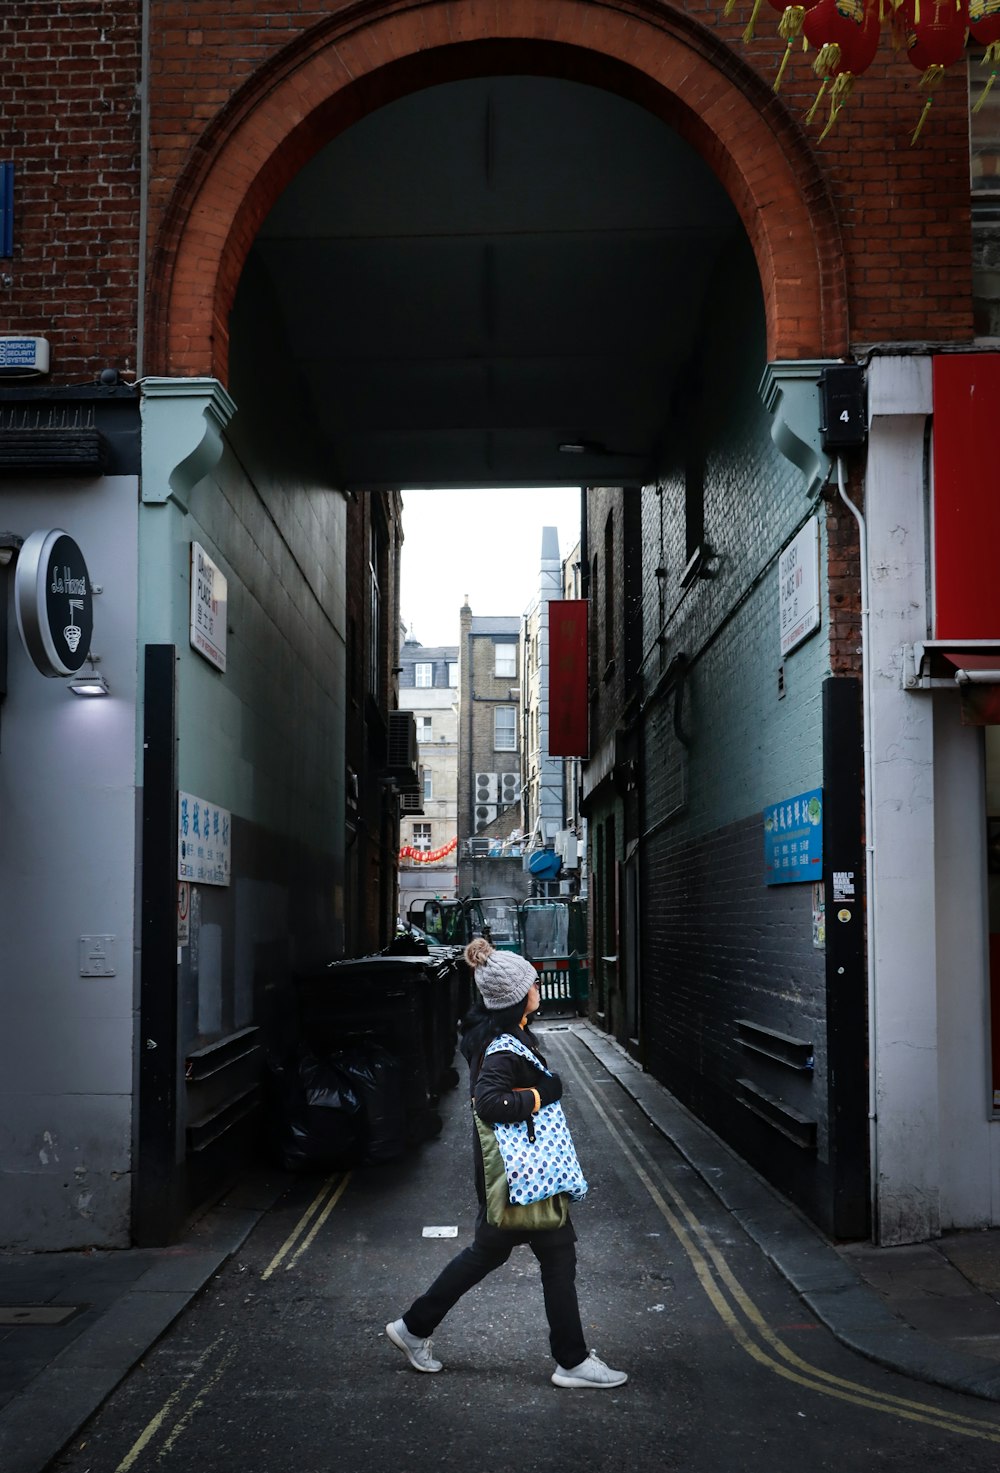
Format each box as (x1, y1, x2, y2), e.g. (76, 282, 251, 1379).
(548, 599, 589, 757)
(763, 788, 822, 884)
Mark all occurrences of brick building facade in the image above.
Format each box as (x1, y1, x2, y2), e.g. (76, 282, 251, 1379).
(397, 639, 460, 921)
(456, 607, 524, 891)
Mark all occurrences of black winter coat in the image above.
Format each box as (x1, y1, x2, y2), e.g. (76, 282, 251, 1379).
(461, 1017, 577, 1247)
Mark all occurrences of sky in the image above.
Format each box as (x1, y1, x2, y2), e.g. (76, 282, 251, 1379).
(399, 487, 582, 650)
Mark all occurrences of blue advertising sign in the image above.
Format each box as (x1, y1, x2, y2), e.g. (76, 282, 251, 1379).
(763, 788, 822, 885)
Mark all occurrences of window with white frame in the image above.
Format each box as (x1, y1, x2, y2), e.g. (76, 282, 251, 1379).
(417, 715, 433, 741)
(412, 822, 432, 851)
(423, 769, 433, 801)
(415, 662, 433, 687)
(448, 662, 459, 687)
(494, 706, 517, 751)
(494, 642, 516, 678)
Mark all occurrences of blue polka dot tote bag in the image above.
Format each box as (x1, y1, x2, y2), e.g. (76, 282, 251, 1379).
(484, 1035, 588, 1206)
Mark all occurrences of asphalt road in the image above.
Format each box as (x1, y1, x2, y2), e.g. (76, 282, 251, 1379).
(49, 1025, 1000, 1473)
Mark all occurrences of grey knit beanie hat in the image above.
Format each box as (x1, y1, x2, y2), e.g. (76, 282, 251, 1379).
(464, 939, 537, 1011)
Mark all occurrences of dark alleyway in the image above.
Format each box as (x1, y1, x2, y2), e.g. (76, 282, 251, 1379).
(35, 1025, 1000, 1473)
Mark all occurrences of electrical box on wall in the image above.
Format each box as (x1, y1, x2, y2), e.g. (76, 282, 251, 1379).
(818, 363, 866, 451)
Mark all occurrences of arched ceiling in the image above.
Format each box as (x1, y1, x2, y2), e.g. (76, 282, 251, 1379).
(231, 74, 752, 490)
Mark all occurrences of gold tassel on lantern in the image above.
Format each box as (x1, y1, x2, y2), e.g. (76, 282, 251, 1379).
(774, 6, 807, 90)
(973, 40, 1000, 114)
(812, 41, 842, 77)
(911, 62, 945, 145)
(742, 0, 764, 42)
(806, 42, 841, 123)
(819, 70, 857, 141)
(806, 77, 830, 123)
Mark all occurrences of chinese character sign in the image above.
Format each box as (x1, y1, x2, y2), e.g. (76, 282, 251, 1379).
(178, 791, 232, 886)
(190, 542, 228, 673)
(763, 788, 822, 885)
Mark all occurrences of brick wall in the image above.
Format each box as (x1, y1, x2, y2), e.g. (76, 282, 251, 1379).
(2, 3, 141, 380)
(457, 619, 521, 849)
(2, 1, 974, 387)
(584, 233, 854, 1217)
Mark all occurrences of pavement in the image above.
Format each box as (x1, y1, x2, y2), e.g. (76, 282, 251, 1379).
(3, 1019, 1000, 1473)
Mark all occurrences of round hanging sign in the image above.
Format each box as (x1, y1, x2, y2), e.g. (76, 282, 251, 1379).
(15, 528, 94, 676)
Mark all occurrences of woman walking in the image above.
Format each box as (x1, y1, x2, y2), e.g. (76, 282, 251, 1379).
(385, 937, 628, 1389)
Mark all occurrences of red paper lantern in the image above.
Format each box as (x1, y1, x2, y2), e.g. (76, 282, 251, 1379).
(898, 0, 970, 143)
(969, 0, 1000, 113)
(803, 0, 882, 138)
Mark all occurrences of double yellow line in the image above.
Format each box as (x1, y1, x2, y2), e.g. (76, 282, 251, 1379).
(555, 1040, 1000, 1446)
(114, 1171, 352, 1472)
(261, 1170, 353, 1280)
(115, 1331, 238, 1472)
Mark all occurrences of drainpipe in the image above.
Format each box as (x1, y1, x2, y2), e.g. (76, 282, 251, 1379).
(136, 0, 151, 378)
(835, 454, 878, 1233)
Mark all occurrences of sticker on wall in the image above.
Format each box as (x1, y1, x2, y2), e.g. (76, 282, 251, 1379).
(812, 883, 826, 948)
(177, 881, 191, 945)
(178, 792, 231, 886)
(832, 870, 855, 903)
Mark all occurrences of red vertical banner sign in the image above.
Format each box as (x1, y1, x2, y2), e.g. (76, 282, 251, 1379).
(932, 354, 1000, 639)
(548, 599, 589, 757)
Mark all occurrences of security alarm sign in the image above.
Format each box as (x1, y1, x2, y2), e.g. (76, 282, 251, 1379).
(778, 517, 820, 657)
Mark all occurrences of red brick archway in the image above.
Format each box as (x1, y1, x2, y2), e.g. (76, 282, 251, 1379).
(147, 0, 849, 381)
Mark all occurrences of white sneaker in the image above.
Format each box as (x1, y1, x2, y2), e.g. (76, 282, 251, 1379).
(551, 1350, 628, 1389)
(386, 1318, 443, 1373)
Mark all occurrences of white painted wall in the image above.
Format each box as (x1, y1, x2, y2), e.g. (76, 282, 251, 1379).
(0, 476, 139, 1248)
(934, 702, 997, 1228)
(867, 356, 1000, 1243)
(866, 357, 940, 1245)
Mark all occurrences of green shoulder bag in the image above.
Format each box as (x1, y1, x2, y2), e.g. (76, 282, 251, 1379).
(473, 1103, 569, 1231)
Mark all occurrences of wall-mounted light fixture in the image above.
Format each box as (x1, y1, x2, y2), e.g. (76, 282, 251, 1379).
(68, 657, 109, 697)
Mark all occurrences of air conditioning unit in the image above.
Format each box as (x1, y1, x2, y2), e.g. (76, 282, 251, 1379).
(475, 804, 497, 831)
(386, 710, 419, 790)
(500, 772, 520, 805)
(556, 831, 579, 869)
(400, 792, 424, 816)
(475, 772, 498, 803)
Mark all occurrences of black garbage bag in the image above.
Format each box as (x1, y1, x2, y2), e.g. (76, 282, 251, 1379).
(266, 1048, 363, 1172)
(336, 1044, 407, 1164)
(384, 931, 429, 956)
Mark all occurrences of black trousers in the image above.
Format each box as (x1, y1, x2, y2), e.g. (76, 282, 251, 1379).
(403, 1232, 588, 1369)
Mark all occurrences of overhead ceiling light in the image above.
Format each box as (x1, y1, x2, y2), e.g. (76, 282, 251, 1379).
(558, 439, 644, 458)
(68, 670, 110, 697)
(558, 440, 605, 455)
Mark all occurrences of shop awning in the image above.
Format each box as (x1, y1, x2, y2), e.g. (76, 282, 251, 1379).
(903, 642, 1000, 724)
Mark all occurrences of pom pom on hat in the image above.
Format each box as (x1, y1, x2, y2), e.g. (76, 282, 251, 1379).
(464, 941, 537, 1011)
